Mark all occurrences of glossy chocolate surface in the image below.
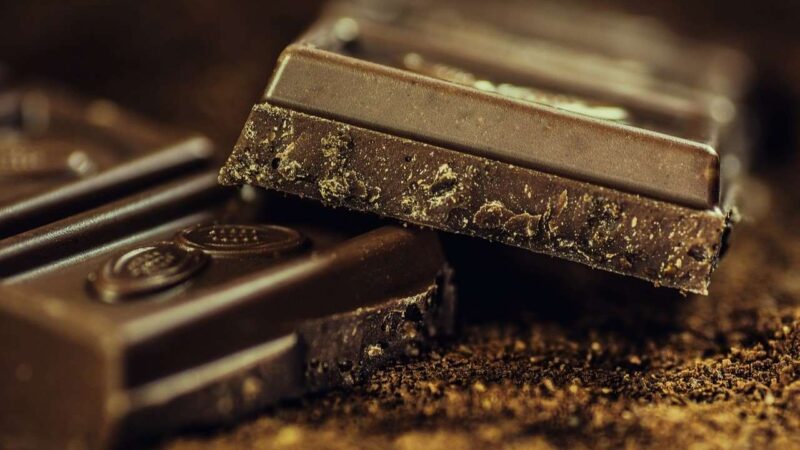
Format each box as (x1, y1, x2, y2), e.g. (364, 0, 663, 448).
(0, 171, 454, 449)
(0, 85, 214, 239)
(222, 2, 747, 293)
(265, 16, 725, 209)
(334, 0, 751, 99)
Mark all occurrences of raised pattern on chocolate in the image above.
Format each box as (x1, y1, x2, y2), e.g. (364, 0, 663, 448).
(174, 224, 306, 257)
(88, 242, 209, 302)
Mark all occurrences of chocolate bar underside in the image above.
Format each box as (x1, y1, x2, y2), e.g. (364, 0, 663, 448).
(220, 103, 728, 294)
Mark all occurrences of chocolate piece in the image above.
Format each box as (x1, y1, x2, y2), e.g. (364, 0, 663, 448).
(334, 0, 752, 100)
(339, 0, 754, 180)
(266, 33, 721, 208)
(329, 0, 753, 175)
(0, 84, 214, 239)
(0, 172, 454, 449)
(220, 11, 747, 294)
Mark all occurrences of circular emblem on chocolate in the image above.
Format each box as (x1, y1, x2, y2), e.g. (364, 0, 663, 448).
(0, 135, 98, 178)
(175, 224, 306, 257)
(88, 243, 209, 302)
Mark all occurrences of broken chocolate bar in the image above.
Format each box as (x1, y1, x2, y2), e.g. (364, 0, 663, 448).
(0, 172, 454, 450)
(334, 0, 752, 100)
(0, 84, 214, 239)
(328, 0, 753, 175)
(220, 11, 748, 294)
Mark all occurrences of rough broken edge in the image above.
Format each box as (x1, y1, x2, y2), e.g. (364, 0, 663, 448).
(117, 267, 455, 446)
(0, 256, 454, 449)
(220, 103, 731, 295)
(298, 265, 456, 391)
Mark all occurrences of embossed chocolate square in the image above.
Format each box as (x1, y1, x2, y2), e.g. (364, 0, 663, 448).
(0, 172, 454, 449)
(0, 84, 214, 239)
(219, 4, 749, 294)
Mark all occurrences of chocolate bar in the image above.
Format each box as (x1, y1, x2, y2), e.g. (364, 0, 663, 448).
(336, 0, 752, 100)
(330, 0, 753, 173)
(0, 84, 214, 239)
(219, 8, 748, 294)
(0, 172, 454, 449)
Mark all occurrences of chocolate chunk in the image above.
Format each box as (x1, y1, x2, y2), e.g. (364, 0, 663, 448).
(0, 171, 455, 449)
(220, 6, 749, 294)
(0, 85, 214, 239)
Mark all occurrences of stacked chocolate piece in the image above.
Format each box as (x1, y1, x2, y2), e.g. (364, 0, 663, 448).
(0, 0, 751, 448)
(221, 0, 751, 295)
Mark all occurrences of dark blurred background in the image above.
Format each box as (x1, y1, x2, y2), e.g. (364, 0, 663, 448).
(1, 0, 799, 158)
(0, 0, 325, 146)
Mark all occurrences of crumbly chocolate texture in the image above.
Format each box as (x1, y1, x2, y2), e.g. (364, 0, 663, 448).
(123, 274, 455, 443)
(298, 270, 455, 393)
(220, 103, 729, 294)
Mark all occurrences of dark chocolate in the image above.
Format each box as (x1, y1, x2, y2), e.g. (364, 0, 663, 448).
(331, 0, 753, 179)
(220, 10, 747, 294)
(0, 85, 214, 239)
(222, 104, 727, 294)
(266, 33, 721, 209)
(332, 0, 752, 100)
(0, 172, 455, 449)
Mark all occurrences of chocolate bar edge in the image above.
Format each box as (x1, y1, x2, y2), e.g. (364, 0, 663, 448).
(0, 85, 217, 239)
(266, 44, 721, 210)
(0, 266, 455, 450)
(120, 268, 455, 445)
(220, 102, 730, 294)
